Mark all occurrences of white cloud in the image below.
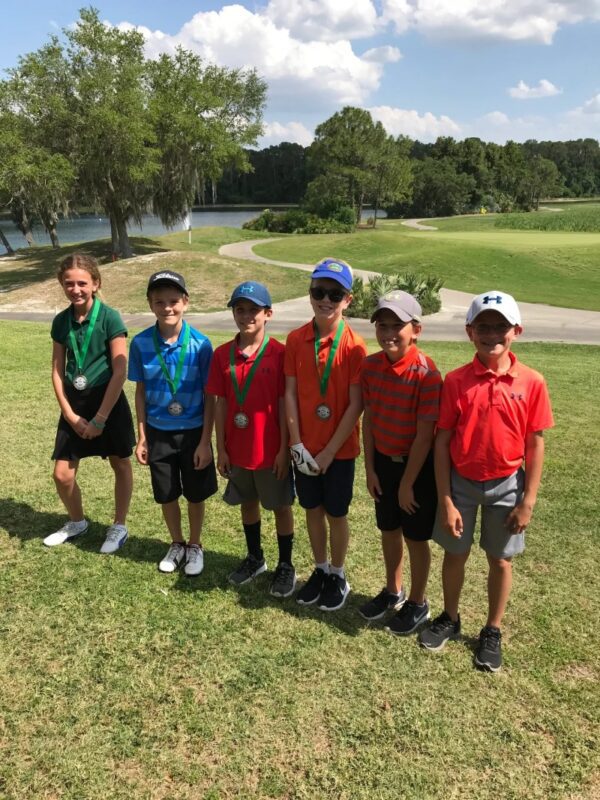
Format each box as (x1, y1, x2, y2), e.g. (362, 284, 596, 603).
(482, 111, 511, 126)
(361, 46, 402, 63)
(259, 121, 314, 147)
(265, 0, 379, 41)
(381, 0, 600, 44)
(119, 6, 385, 112)
(581, 93, 600, 114)
(508, 79, 562, 99)
(369, 105, 462, 140)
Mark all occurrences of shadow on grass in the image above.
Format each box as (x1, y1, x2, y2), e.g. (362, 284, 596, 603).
(0, 497, 68, 543)
(173, 564, 376, 636)
(0, 237, 167, 293)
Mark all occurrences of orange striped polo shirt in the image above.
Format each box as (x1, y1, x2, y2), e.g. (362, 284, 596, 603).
(361, 345, 442, 456)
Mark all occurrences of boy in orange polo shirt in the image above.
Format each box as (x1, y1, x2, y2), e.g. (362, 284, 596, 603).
(285, 258, 367, 611)
(361, 291, 442, 634)
(420, 291, 554, 671)
(207, 281, 295, 597)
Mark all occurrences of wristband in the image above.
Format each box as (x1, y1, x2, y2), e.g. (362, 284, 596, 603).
(90, 418, 106, 430)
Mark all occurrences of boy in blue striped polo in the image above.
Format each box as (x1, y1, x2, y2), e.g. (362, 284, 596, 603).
(128, 271, 217, 576)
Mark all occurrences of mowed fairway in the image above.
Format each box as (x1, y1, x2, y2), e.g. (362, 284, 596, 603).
(252, 219, 600, 312)
(0, 320, 598, 799)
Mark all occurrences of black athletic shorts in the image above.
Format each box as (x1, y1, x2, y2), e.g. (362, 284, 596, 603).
(294, 458, 355, 518)
(146, 425, 218, 505)
(373, 449, 437, 540)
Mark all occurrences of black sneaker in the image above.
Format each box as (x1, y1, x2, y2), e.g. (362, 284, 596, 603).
(318, 573, 351, 611)
(419, 611, 461, 651)
(296, 567, 327, 606)
(269, 562, 297, 598)
(385, 600, 430, 636)
(358, 587, 406, 621)
(474, 626, 502, 672)
(228, 554, 267, 586)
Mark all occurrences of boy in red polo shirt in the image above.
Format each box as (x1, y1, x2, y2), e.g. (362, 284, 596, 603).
(360, 291, 442, 634)
(207, 281, 295, 598)
(420, 291, 554, 671)
(285, 258, 367, 611)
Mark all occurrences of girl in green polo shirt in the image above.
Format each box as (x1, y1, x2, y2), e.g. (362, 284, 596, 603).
(43, 253, 135, 554)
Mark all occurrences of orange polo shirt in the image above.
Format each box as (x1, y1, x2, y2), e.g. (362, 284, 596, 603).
(285, 320, 367, 459)
(361, 346, 442, 456)
(438, 352, 554, 481)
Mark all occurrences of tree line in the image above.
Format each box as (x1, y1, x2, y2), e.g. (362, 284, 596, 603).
(219, 110, 600, 221)
(0, 7, 265, 256)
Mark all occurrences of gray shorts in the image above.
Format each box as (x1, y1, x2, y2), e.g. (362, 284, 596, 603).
(223, 465, 295, 511)
(433, 468, 525, 559)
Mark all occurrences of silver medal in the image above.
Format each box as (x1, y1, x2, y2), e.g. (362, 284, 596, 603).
(316, 403, 332, 421)
(73, 374, 88, 391)
(168, 400, 184, 416)
(234, 411, 250, 429)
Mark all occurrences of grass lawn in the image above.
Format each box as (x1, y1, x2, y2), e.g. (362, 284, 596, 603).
(1, 321, 598, 799)
(0, 228, 305, 314)
(252, 224, 600, 311)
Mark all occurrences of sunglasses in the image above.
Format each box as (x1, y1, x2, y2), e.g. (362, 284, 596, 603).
(310, 287, 346, 303)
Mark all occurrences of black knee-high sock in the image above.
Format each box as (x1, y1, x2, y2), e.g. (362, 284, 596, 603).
(277, 533, 294, 565)
(244, 521, 262, 559)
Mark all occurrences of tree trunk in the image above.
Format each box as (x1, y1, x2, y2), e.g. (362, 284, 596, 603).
(41, 212, 60, 248)
(116, 215, 133, 259)
(12, 204, 34, 246)
(109, 213, 119, 259)
(0, 228, 14, 255)
(211, 179, 217, 205)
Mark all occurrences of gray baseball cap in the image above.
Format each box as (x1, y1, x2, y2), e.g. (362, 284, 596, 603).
(370, 290, 422, 324)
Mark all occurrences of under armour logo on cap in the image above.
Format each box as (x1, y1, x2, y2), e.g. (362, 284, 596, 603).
(466, 290, 522, 326)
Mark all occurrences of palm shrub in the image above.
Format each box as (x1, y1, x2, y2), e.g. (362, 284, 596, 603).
(349, 272, 443, 318)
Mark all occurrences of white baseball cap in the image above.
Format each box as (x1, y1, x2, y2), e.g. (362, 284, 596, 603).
(466, 291, 521, 326)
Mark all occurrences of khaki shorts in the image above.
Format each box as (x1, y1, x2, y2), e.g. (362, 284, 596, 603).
(433, 468, 525, 559)
(223, 465, 294, 510)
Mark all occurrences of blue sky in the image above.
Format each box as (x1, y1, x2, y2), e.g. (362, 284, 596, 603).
(3, 1, 600, 147)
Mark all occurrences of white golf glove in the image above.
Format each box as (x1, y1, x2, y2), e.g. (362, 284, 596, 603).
(290, 443, 320, 476)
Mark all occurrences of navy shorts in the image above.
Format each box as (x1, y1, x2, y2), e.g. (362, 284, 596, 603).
(373, 449, 437, 541)
(146, 425, 218, 505)
(294, 458, 355, 518)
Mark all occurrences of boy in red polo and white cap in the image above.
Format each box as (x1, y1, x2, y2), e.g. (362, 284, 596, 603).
(420, 291, 554, 671)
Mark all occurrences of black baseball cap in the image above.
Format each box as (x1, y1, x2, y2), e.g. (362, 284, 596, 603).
(146, 270, 188, 296)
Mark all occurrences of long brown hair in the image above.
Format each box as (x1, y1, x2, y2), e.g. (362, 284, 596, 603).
(57, 253, 102, 292)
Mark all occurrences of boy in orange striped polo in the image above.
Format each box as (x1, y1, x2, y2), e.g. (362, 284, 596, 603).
(360, 291, 442, 634)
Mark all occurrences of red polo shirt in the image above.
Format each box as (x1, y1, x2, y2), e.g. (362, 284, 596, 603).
(438, 352, 554, 481)
(361, 346, 442, 456)
(284, 320, 367, 459)
(207, 336, 285, 470)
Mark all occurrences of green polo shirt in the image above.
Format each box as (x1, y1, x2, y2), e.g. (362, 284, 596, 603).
(51, 301, 127, 388)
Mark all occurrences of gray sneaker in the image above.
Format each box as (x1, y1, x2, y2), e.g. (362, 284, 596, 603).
(184, 544, 204, 577)
(228, 554, 267, 586)
(100, 524, 128, 554)
(419, 611, 461, 651)
(43, 520, 89, 547)
(269, 562, 296, 598)
(158, 542, 186, 573)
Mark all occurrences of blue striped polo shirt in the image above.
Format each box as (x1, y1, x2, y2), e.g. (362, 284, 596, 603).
(128, 321, 213, 431)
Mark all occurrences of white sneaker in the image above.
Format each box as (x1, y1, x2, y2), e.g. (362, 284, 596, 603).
(100, 524, 128, 554)
(158, 542, 186, 573)
(184, 544, 204, 577)
(43, 520, 89, 547)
